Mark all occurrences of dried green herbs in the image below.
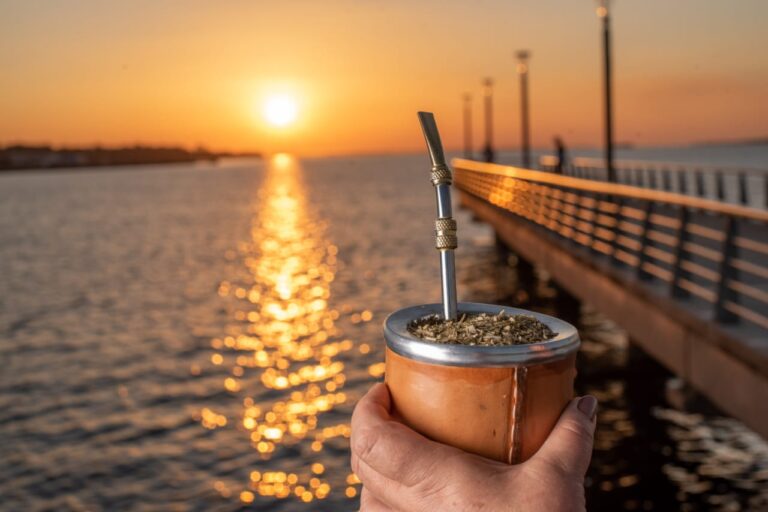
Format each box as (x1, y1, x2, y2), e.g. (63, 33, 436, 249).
(408, 311, 556, 346)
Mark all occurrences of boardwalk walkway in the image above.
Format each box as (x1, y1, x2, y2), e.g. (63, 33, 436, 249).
(453, 158, 768, 438)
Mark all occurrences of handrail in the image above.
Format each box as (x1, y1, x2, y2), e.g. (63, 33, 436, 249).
(537, 155, 768, 209)
(453, 158, 768, 222)
(453, 158, 768, 333)
(567, 156, 768, 176)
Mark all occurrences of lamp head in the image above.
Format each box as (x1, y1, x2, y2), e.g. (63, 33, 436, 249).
(482, 77, 494, 95)
(516, 50, 530, 74)
(596, 0, 609, 18)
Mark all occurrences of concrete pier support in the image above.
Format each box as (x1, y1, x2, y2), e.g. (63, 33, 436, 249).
(552, 282, 581, 326)
(516, 255, 537, 294)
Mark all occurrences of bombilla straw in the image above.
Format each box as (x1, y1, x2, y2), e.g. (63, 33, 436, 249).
(417, 111, 458, 320)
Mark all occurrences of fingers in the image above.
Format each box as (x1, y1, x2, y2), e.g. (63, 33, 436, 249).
(530, 395, 597, 480)
(350, 383, 476, 510)
(351, 383, 457, 487)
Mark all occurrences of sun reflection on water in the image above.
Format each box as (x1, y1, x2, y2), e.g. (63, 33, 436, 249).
(199, 154, 363, 505)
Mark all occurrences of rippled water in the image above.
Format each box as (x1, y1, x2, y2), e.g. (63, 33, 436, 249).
(1, 155, 766, 511)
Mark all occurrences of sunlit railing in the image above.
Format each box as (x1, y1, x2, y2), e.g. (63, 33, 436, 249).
(539, 155, 768, 209)
(454, 158, 768, 332)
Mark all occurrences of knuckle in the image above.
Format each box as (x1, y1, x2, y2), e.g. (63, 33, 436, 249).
(561, 418, 594, 445)
(352, 426, 380, 462)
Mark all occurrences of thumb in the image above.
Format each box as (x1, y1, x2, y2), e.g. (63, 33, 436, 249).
(530, 395, 597, 480)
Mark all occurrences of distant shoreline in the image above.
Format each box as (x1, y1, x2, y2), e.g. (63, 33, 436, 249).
(0, 145, 261, 172)
(690, 137, 768, 148)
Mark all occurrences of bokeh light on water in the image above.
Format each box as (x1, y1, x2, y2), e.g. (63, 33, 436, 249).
(198, 154, 365, 506)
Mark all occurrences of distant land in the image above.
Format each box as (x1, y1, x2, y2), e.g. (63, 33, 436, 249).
(0, 145, 262, 171)
(691, 137, 768, 148)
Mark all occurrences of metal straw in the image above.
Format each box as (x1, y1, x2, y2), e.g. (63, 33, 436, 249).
(417, 112, 458, 320)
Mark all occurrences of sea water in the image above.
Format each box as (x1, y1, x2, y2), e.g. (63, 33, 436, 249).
(1, 150, 766, 511)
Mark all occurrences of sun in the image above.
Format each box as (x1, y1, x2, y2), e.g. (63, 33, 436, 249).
(263, 94, 298, 127)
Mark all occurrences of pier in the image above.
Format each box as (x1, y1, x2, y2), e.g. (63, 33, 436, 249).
(454, 158, 768, 438)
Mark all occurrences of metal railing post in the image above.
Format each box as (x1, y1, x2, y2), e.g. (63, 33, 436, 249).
(696, 170, 706, 198)
(714, 216, 739, 323)
(662, 168, 672, 191)
(765, 173, 768, 209)
(648, 169, 657, 190)
(671, 207, 690, 297)
(637, 201, 654, 280)
(738, 172, 748, 206)
(634, 168, 643, 187)
(609, 195, 623, 262)
(588, 191, 600, 253)
(716, 171, 725, 202)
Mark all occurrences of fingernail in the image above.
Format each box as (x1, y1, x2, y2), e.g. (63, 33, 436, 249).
(577, 395, 598, 421)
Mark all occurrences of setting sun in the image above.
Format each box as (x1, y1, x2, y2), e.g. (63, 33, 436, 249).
(263, 94, 299, 127)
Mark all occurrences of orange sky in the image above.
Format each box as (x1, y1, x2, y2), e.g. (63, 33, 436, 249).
(1, 0, 767, 156)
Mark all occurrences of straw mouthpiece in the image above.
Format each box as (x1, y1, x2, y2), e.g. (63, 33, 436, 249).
(417, 112, 448, 170)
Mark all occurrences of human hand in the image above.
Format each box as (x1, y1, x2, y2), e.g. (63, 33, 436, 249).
(350, 383, 597, 512)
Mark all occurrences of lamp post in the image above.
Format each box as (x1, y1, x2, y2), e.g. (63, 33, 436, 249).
(596, 0, 615, 182)
(482, 78, 495, 163)
(462, 93, 473, 159)
(516, 50, 531, 169)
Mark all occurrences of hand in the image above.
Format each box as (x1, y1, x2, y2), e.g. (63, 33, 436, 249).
(351, 383, 597, 512)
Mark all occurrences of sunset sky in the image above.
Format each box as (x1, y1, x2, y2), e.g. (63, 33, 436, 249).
(1, 0, 767, 156)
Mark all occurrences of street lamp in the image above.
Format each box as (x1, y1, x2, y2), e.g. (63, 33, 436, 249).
(516, 50, 531, 169)
(482, 78, 495, 163)
(596, 0, 615, 182)
(462, 93, 473, 159)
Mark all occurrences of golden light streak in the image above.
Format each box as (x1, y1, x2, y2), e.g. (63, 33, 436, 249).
(197, 153, 363, 505)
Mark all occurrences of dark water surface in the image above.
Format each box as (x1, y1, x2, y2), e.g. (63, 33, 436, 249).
(1, 155, 766, 511)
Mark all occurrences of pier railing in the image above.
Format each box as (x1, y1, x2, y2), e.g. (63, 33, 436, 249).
(454, 158, 768, 333)
(539, 155, 768, 209)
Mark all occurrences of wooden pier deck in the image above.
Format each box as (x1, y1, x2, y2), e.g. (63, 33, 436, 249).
(453, 158, 768, 438)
